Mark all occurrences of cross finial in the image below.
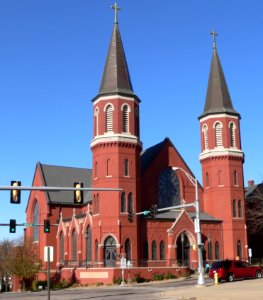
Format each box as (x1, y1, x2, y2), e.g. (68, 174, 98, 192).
(111, 2, 121, 24)
(210, 28, 218, 49)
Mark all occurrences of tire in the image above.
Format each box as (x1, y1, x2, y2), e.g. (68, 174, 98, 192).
(256, 271, 262, 279)
(227, 274, 234, 282)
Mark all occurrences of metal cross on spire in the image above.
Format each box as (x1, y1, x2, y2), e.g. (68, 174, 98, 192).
(111, 2, 121, 24)
(210, 28, 218, 49)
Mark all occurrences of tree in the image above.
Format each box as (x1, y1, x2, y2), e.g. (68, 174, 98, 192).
(0, 239, 14, 292)
(11, 237, 42, 291)
(245, 183, 263, 234)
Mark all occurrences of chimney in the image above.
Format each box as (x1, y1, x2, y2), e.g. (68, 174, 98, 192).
(248, 179, 254, 187)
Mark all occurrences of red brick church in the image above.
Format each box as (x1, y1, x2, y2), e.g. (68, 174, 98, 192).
(25, 8, 247, 285)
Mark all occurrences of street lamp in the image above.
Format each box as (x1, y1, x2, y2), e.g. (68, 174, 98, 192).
(172, 167, 206, 286)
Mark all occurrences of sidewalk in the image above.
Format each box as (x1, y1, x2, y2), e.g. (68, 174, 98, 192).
(162, 278, 263, 300)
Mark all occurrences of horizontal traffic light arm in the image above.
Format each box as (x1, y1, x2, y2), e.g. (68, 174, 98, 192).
(136, 203, 195, 216)
(0, 223, 59, 227)
(0, 186, 123, 192)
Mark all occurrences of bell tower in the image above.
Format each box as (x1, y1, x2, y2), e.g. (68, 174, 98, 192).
(90, 3, 142, 266)
(199, 30, 247, 260)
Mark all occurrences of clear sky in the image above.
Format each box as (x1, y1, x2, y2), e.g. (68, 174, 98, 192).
(0, 0, 262, 239)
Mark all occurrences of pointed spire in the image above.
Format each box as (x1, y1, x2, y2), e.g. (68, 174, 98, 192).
(199, 30, 239, 119)
(97, 3, 134, 98)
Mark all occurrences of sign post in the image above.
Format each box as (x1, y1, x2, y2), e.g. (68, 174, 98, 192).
(120, 257, 127, 286)
(44, 246, 53, 300)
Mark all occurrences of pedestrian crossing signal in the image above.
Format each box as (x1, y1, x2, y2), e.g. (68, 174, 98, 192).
(74, 182, 83, 204)
(10, 181, 21, 204)
(9, 219, 16, 233)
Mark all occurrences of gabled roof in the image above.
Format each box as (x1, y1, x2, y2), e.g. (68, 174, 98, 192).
(245, 182, 263, 199)
(144, 210, 221, 223)
(97, 23, 134, 98)
(141, 138, 169, 173)
(39, 163, 92, 205)
(199, 46, 240, 119)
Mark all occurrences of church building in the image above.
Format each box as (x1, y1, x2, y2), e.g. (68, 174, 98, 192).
(25, 6, 248, 285)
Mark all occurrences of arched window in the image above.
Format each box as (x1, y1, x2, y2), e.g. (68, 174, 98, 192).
(218, 170, 222, 186)
(124, 159, 129, 176)
(205, 172, 209, 187)
(95, 107, 99, 136)
(160, 240, 165, 260)
(203, 124, 209, 150)
(208, 241, 213, 260)
(233, 199, 237, 218)
(152, 240, 157, 260)
(105, 104, 113, 132)
(95, 161, 98, 178)
(72, 229, 77, 261)
(135, 107, 140, 137)
(59, 232, 64, 262)
(86, 226, 92, 262)
(33, 201, 39, 242)
(122, 105, 129, 133)
(95, 239, 98, 262)
(215, 241, 220, 260)
(106, 159, 111, 177)
(237, 240, 242, 259)
(121, 192, 126, 213)
(143, 241, 148, 260)
(125, 238, 131, 261)
(234, 170, 238, 186)
(238, 200, 242, 218)
(128, 193, 133, 212)
(215, 122, 223, 147)
(229, 122, 236, 147)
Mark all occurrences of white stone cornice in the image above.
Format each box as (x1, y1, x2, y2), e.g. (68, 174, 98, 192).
(90, 134, 142, 148)
(93, 95, 138, 105)
(199, 148, 244, 161)
(200, 113, 239, 122)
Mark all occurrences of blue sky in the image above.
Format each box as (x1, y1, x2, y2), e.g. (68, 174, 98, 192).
(0, 0, 262, 239)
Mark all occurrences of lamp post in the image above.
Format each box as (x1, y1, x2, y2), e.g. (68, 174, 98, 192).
(172, 167, 206, 286)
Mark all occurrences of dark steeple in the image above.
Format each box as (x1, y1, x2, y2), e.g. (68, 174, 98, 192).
(199, 30, 239, 119)
(98, 7, 134, 98)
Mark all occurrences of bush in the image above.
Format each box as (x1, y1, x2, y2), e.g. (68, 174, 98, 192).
(32, 280, 47, 291)
(132, 272, 146, 283)
(165, 272, 177, 280)
(152, 272, 165, 281)
(113, 277, 123, 285)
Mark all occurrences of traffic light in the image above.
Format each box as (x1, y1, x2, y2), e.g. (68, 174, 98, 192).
(149, 204, 158, 218)
(74, 182, 83, 204)
(9, 219, 16, 233)
(128, 210, 133, 223)
(10, 181, 21, 204)
(44, 219, 50, 233)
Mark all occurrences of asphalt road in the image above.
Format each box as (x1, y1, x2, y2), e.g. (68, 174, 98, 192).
(0, 277, 209, 300)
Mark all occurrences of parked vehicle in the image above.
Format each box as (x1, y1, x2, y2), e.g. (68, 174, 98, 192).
(208, 260, 263, 282)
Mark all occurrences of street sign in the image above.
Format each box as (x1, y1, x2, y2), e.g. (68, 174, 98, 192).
(44, 246, 54, 262)
(120, 257, 127, 269)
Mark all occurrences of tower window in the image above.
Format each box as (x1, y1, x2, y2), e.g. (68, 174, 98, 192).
(121, 192, 126, 213)
(33, 201, 39, 242)
(215, 122, 223, 147)
(202, 124, 209, 150)
(233, 199, 237, 218)
(135, 107, 140, 137)
(205, 172, 209, 187)
(229, 122, 236, 147)
(152, 240, 157, 260)
(233, 170, 238, 186)
(105, 104, 113, 132)
(124, 159, 129, 176)
(122, 105, 129, 133)
(106, 159, 111, 177)
(215, 241, 220, 260)
(238, 200, 242, 218)
(160, 240, 165, 260)
(128, 193, 133, 212)
(94, 107, 99, 136)
(72, 229, 77, 261)
(208, 240, 213, 260)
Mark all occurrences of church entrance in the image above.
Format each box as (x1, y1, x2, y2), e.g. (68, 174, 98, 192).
(176, 232, 190, 266)
(104, 236, 117, 267)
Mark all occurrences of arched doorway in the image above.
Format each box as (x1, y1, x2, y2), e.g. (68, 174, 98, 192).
(176, 232, 190, 266)
(104, 236, 117, 267)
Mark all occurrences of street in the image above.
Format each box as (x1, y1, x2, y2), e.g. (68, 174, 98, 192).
(0, 277, 213, 300)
